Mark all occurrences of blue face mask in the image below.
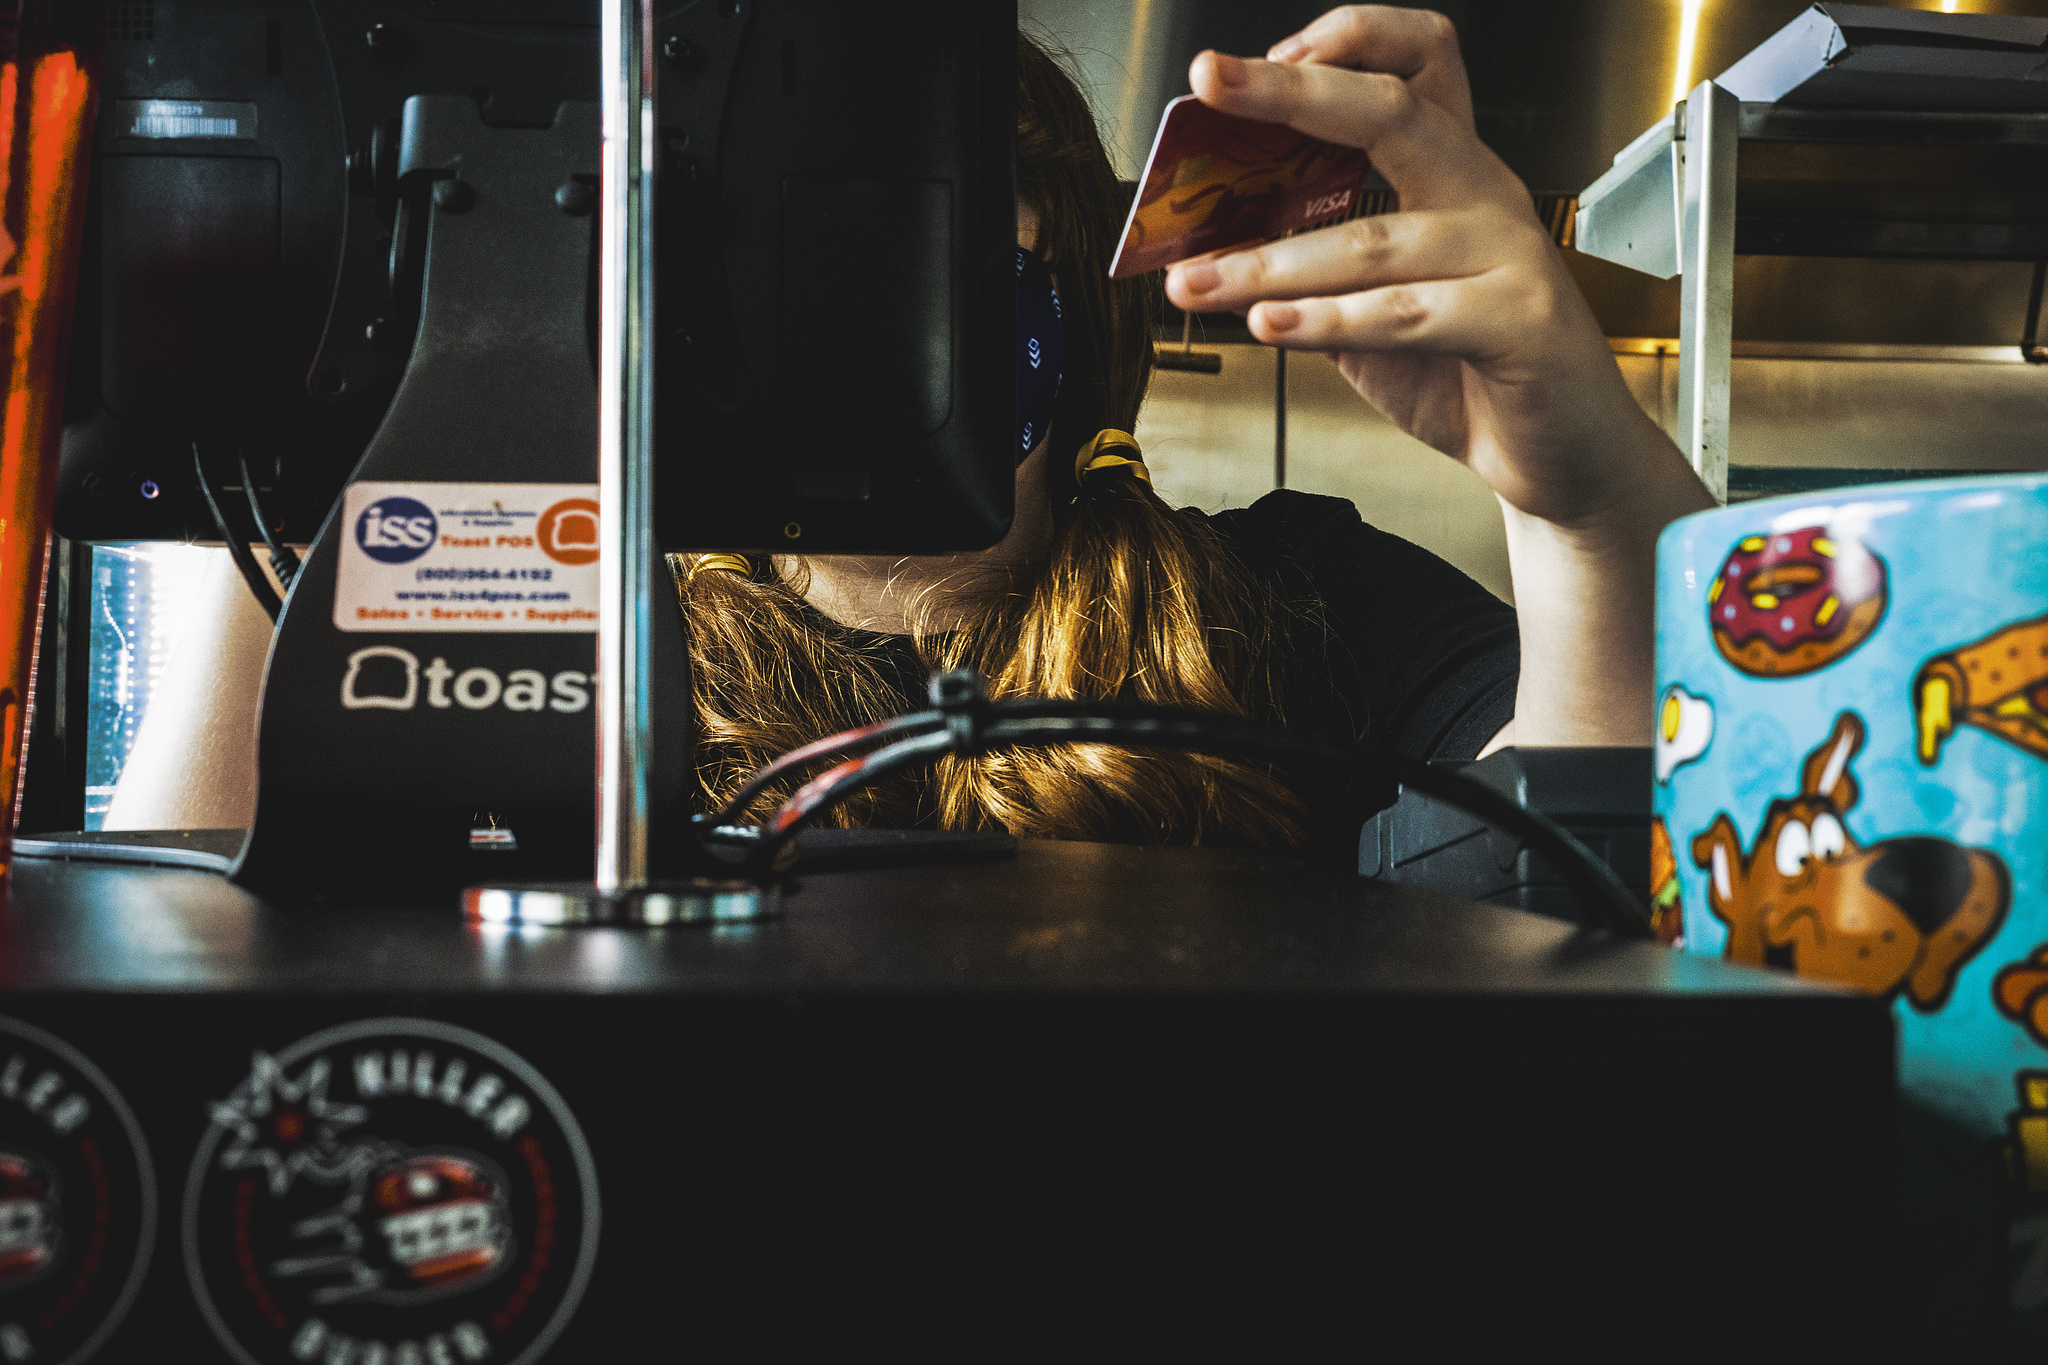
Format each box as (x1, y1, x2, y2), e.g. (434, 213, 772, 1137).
(1015, 247, 1066, 465)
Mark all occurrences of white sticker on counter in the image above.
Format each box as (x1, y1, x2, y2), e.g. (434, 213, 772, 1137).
(333, 481, 600, 632)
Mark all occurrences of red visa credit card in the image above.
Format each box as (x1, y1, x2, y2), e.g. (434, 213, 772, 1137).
(1110, 95, 1372, 280)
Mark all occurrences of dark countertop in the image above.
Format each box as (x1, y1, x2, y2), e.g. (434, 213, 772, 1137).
(0, 838, 1892, 1357)
(1, 836, 1829, 999)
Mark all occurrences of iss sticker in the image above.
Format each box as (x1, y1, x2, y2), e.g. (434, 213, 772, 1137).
(183, 1019, 600, 1365)
(336, 482, 600, 633)
(0, 1016, 156, 1365)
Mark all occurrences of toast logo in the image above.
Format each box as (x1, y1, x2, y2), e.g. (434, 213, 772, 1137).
(357, 497, 439, 565)
(0, 1017, 156, 1365)
(184, 1019, 599, 1365)
(341, 648, 590, 714)
(535, 499, 599, 567)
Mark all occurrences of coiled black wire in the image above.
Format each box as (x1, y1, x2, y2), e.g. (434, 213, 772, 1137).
(719, 685, 1655, 940)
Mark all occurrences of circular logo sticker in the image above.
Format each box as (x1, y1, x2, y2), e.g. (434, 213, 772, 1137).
(0, 1016, 156, 1365)
(534, 499, 599, 567)
(183, 1020, 599, 1365)
(355, 497, 440, 565)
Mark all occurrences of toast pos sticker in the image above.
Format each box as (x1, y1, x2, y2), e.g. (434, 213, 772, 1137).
(335, 482, 601, 632)
(184, 1019, 599, 1365)
(1110, 94, 1372, 278)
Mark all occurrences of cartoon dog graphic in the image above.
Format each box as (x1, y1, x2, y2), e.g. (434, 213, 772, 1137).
(1690, 712, 2010, 1009)
(1914, 612, 2048, 765)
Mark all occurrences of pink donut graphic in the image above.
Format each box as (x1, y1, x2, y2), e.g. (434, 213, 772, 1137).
(1709, 527, 1887, 678)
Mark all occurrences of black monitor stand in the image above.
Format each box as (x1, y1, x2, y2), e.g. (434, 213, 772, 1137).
(232, 96, 690, 902)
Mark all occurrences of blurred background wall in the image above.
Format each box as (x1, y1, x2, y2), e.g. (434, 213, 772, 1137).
(1021, 0, 2048, 602)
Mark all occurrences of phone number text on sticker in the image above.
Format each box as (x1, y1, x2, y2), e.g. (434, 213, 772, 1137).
(335, 483, 600, 633)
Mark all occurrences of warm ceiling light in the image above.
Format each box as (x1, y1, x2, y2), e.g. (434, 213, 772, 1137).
(1671, 0, 1708, 108)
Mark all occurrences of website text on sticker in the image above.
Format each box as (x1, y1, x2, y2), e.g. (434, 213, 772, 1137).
(1110, 95, 1372, 280)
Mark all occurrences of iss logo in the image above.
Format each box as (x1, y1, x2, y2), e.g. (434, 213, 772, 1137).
(356, 497, 439, 565)
(0, 1016, 156, 1365)
(183, 1019, 599, 1365)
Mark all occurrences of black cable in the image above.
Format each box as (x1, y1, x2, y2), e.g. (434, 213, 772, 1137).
(193, 443, 283, 623)
(237, 452, 300, 588)
(2025, 260, 2048, 364)
(713, 709, 946, 825)
(738, 689, 1655, 940)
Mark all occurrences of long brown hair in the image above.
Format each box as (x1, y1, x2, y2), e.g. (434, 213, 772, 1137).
(675, 33, 1306, 847)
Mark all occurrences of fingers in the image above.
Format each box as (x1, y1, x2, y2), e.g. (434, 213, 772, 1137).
(1188, 52, 1512, 210)
(1239, 271, 1564, 365)
(1165, 209, 1520, 314)
(1266, 6, 1472, 129)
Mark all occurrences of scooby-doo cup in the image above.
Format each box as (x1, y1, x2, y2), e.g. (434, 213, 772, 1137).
(1654, 473, 2048, 1342)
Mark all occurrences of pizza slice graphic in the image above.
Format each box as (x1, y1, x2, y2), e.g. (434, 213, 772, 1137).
(1915, 613, 2048, 765)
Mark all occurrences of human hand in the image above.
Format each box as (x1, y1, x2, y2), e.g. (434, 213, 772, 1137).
(1164, 6, 1696, 532)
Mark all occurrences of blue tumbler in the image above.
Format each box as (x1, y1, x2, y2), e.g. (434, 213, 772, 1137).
(1655, 473, 2048, 1343)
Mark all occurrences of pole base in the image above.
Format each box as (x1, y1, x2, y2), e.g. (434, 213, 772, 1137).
(462, 878, 780, 926)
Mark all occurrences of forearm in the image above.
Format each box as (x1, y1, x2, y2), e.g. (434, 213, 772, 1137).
(1172, 10, 1720, 754)
(1495, 421, 1716, 748)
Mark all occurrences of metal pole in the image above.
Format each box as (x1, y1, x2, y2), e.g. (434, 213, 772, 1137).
(596, 0, 655, 892)
(464, 0, 772, 926)
(1273, 347, 1287, 490)
(1677, 79, 1735, 503)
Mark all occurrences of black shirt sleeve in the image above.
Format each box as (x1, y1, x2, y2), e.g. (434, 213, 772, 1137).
(1203, 490, 1519, 762)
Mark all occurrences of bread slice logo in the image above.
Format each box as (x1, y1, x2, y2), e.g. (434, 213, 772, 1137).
(1914, 613, 2048, 765)
(1709, 527, 1888, 678)
(1690, 712, 2009, 1011)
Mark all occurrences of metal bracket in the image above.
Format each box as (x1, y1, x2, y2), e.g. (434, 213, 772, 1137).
(1676, 80, 1737, 504)
(458, 0, 770, 927)
(1575, 112, 1682, 280)
(1575, 82, 1737, 503)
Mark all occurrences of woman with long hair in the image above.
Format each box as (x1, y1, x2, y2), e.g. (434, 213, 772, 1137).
(107, 8, 1713, 853)
(673, 10, 1713, 852)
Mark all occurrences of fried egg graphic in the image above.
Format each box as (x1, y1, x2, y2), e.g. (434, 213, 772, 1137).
(1655, 685, 1714, 784)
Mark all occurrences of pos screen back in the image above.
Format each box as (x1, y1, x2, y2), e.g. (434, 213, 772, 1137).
(653, 1, 1017, 554)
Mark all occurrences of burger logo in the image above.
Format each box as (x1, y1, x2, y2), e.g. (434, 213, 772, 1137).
(183, 1019, 599, 1365)
(0, 1016, 155, 1365)
(0, 1151, 61, 1287)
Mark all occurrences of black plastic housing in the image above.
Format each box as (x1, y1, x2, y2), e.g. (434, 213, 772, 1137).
(56, 0, 599, 546)
(1360, 745, 1652, 922)
(653, 0, 1017, 553)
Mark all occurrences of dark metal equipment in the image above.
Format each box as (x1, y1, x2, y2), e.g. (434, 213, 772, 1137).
(229, 96, 689, 897)
(1361, 746, 1653, 924)
(651, 0, 1017, 553)
(58, 0, 603, 547)
(47, 0, 1021, 898)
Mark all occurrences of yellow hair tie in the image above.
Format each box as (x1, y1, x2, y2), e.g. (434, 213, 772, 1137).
(1075, 429, 1150, 487)
(685, 553, 752, 581)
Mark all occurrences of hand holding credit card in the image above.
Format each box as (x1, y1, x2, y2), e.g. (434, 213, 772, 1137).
(1109, 95, 1372, 280)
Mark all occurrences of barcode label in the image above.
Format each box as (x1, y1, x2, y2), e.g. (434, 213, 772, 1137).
(134, 115, 235, 137)
(114, 99, 257, 141)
